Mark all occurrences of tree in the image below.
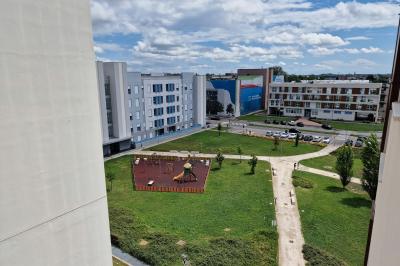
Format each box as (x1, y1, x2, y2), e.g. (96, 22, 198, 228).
(361, 134, 380, 201)
(206, 100, 224, 115)
(272, 136, 280, 151)
(106, 171, 115, 192)
(217, 123, 222, 136)
(295, 133, 300, 147)
(335, 146, 354, 188)
(248, 154, 258, 174)
(271, 66, 287, 76)
(237, 146, 242, 163)
(226, 104, 234, 115)
(215, 150, 225, 169)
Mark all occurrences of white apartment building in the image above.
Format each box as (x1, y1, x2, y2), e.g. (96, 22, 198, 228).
(268, 80, 382, 121)
(97, 62, 206, 155)
(0, 1, 112, 265)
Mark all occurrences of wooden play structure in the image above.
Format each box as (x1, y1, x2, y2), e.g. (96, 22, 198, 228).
(172, 162, 198, 183)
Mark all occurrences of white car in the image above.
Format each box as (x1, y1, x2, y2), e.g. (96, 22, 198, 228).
(312, 136, 322, 142)
(265, 130, 273, 136)
(322, 136, 331, 144)
(273, 131, 281, 137)
(288, 121, 296, 126)
(280, 132, 289, 138)
(288, 133, 297, 139)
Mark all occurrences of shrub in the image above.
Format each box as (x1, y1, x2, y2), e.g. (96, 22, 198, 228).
(302, 244, 345, 266)
(292, 176, 314, 189)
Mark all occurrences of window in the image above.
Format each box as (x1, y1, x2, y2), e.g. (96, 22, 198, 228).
(177, 116, 180, 122)
(154, 119, 164, 128)
(177, 96, 179, 101)
(167, 117, 176, 125)
(135, 112, 140, 119)
(166, 83, 175, 91)
(135, 99, 139, 107)
(134, 86, 139, 94)
(136, 124, 141, 131)
(128, 88, 131, 94)
(345, 111, 352, 115)
(311, 110, 318, 116)
(166, 95, 175, 103)
(184, 86, 187, 90)
(334, 110, 341, 114)
(128, 99, 132, 108)
(152, 84, 163, 93)
(167, 106, 176, 114)
(129, 113, 132, 121)
(177, 105, 180, 112)
(323, 110, 331, 113)
(153, 107, 164, 116)
(153, 96, 163, 104)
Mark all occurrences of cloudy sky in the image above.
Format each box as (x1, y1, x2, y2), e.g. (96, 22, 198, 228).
(91, 0, 400, 74)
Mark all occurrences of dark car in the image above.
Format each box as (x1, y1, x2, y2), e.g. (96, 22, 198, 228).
(289, 128, 301, 134)
(280, 120, 287, 125)
(303, 135, 313, 141)
(272, 120, 279, 124)
(357, 136, 366, 142)
(264, 120, 271, 124)
(296, 122, 304, 127)
(321, 124, 332, 130)
(345, 139, 353, 146)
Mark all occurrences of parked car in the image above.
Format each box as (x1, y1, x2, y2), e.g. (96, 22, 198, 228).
(289, 128, 301, 134)
(357, 136, 366, 142)
(345, 139, 354, 146)
(321, 124, 332, 130)
(355, 140, 363, 147)
(288, 121, 296, 126)
(265, 130, 273, 136)
(303, 135, 313, 141)
(280, 120, 287, 125)
(312, 136, 322, 142)
(280, 132, 289, 138)
(296, 122, 304, 127)
(272, 120, 279, 124)
(264, 120, 271, 124)
(273, 131, 281, 137)
(288, 133, 297, 139)
(322, 136, 331, 144)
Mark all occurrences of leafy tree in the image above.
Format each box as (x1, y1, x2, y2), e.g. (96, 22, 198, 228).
(335, 146, 354, 188)
(226, 104, 234, 115)
(237, 146, 242, 163)
(361, 134, 380, 201)
(272, 136, 280, 151)
(217, 123, 222, 136)
(248, 154, 258, 174)
(206, 100, 224, 115)
(106, 171, 115, 192)
(295, 133, 300, 147)
(215, 150, 225, 169)
(271, 66, 287, 76)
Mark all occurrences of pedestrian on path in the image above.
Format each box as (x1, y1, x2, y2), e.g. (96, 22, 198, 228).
(294, 162, 297, 169)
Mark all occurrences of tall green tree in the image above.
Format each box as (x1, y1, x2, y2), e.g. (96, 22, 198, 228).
(217, 123, 222, 136)
(106, 171, 115, 192)
(335, 146, 354, 188)
(295, 133, 300, 147)
(248, 154, 258, 174)
(272, 136, 280, 151)
(215, 150, 225, 169)
(237, 146, 242, 163)
(361, 134, 380, 201)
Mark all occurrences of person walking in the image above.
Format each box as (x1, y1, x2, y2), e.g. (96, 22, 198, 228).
(294, 162, 297, 169)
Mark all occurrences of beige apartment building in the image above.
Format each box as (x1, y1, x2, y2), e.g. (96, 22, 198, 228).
(268, 80, 382, 121)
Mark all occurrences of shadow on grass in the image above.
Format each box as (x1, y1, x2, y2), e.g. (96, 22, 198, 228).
(325, 186, 345, 193)
(231, 161, 241, 165)
(340, 197, 371, 208)
(211, 167, 221, 171)
(244, 172, 256, 176)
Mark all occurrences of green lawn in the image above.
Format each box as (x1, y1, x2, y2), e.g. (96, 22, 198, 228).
(300, 148, 363, 179)
(239, 113, 292, 123)
(315, 119, 383, 132)
(293, 171, 371, 266)
(147, 130, 323, 156)
(106, 156, 278, 265)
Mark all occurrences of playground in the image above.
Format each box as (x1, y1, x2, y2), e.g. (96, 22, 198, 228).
(133, 154, 211, 193)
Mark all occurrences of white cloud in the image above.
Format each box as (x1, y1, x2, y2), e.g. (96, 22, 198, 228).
(308, 46, 384, 56)
(360, 47, 384, 53)
(345, 36, 371, 41)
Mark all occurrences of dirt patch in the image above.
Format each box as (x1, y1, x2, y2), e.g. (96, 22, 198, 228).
(176, 240, 186, 246)
(224, 228, 231, 232)
(139, 239, 149, 246)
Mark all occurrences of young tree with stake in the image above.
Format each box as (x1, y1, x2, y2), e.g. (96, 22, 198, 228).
(335, 145, 354, 189)
(248, 154, 258, 174)
(215, 150, 225, 169)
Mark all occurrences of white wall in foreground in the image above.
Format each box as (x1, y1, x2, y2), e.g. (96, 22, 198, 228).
(0, 0, 112, 265)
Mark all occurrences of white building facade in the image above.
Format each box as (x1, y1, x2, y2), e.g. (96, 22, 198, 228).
(0, 1, 112, 265)
(268, 80, 382, 121)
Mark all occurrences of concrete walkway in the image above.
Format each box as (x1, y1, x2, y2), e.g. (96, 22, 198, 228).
(298, 164, 362, 184)
(112, 246, 148, 266)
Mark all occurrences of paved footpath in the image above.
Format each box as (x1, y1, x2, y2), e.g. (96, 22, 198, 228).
(298, 164, 361, 184)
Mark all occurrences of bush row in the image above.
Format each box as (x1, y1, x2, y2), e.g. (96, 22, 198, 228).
(302, 244, 346, 266)
(292, 176, 314, 189)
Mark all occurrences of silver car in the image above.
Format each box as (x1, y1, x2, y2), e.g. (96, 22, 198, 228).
(312, 136, 322, 142)
(273, 131, 281, 137)
(266, 130, 273, 136)
(280, 132, 289, 138)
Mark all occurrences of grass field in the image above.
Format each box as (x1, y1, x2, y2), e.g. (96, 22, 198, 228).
(293, 171, 371, 265)
(315, 120, 383, 132)
(300, 148, 363, 178)
(106, 156, 278, 265)
(147, 130, 323, 156)
(239, 113, 292, 123)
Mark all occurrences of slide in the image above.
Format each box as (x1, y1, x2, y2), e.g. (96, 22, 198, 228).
(173, 171, 184, 181)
